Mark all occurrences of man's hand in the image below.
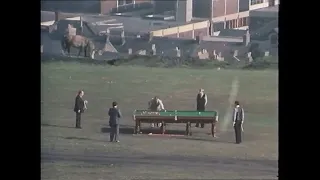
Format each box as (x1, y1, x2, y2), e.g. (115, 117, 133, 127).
(78, 110, 80, 113)
(232, 122, 235, 126)
(84, 100, 88, 104)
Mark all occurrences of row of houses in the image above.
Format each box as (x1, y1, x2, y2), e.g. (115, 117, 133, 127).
(42, 0, 279, 36)
(41, 5, 278, 41)
(41, 17, 276, 62)
(41, 0, 278, 61)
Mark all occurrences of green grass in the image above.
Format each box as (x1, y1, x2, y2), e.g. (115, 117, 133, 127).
(41, 61, 278, 180)
(41, 61, 278, 127)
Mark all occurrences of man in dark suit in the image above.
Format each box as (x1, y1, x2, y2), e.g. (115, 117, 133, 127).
(108, 101, 122, 142)
(73, 90, 87, 129)
(233, 101, 245, 144)
(196, 89, 208, 128)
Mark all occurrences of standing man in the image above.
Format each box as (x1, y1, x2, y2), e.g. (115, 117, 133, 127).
(196, 89, 207, 128)
(108, 101, 122, 142)
(148, 96, 165, 128)
(73, 90, 87, 129)
(233, 101, 244, 144)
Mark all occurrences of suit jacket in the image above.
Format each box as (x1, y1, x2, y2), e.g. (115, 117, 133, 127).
(233, 106, 244, 123)
(74, 95, 84, 113)
(108, 107, 122, 126)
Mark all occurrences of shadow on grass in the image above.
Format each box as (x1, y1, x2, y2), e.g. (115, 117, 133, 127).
(101, 126, 186, 135)
(41, 123, 75, 129)
(176, 136, 235, 144)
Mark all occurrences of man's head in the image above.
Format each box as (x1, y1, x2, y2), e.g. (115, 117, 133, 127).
(199, 88, 204, 94)
(235, 101, 240, 107)
(112, 101, 118, 108)
(78, 90, 84, 97)
(154, 96, 159, 101)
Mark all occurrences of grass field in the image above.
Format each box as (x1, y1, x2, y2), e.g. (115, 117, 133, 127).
(41, 61, 278, 180)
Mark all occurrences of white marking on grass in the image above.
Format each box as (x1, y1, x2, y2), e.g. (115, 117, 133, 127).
(220, 76, 240, 132)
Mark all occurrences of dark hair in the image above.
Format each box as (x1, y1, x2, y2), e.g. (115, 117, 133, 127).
(154, 96, 159, 99)
(78, 90, 83, 95)
(112, 101, 118, 107)
(235, 101, 240, 105)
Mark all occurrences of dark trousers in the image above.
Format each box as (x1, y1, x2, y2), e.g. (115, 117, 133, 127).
(196, 109, 205, 128)
(234, 122, 242, 143)
(110, 124, 119, 142)
(76, 112, 82, 128)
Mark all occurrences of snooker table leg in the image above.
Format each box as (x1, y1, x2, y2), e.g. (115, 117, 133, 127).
(135, 120, 140, 134)
(160, 121, 166, 134)
(186, 122, 192, 136)
(211, 122, 216, 137)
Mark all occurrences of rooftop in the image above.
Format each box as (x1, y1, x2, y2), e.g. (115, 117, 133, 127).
(42, 10, 205, 36)
(253, 5, 279, 13)
(41, 11, 83, 25)
(82, 14, 204, 35)
(250, 5, 278, 18)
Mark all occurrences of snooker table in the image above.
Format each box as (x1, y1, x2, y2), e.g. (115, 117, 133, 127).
(133, 110, 219, 137)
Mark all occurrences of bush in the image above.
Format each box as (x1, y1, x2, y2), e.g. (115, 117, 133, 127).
(242, 57, 278, 70)
(41, 54, 278, 70)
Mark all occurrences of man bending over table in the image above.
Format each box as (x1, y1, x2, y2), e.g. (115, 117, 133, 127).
(148, 96, 165, 128)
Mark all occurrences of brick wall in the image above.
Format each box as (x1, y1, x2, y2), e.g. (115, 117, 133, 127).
(162, 27, 208, 39)
(100, 1, 117, 14)
(226, 0, 239, 14)
(212, 0, 239, 17)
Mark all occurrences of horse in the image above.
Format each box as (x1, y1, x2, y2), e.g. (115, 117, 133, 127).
(61, 34, 96, 59)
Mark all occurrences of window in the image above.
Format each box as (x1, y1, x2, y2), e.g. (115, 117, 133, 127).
(233, 19, 237, 28)
(239, 18, 243, 27)
(226, 20, 231, 29)
(237, 17, 248, 28)
(250, 0, 264, 5)
(243, 17, 248, 26)
(118, 0, 125, 6)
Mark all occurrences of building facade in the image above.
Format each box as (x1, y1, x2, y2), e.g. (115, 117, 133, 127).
(41, 0, 152, 15)
(190, 0, 279, 33)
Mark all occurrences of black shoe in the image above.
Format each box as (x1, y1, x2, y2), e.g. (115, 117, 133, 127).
(76, 126, 82, 129)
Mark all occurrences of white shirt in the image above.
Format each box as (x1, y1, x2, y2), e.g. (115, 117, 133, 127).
(148, 99, 165, 110)
(233, 105, 244, 123)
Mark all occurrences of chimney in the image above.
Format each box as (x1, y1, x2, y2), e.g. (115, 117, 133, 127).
(148, 32, 153, 42)
(79, 16, 83, 35)
(106, 29, 110, 42)
(176, 47, 181, 58)
(152, 44, 156, 55)
(243, 30, 250, 46)
(176, 0, 193, 22)
(195, 35, 201, 45)
(121, 29, 126, 46)
(54, 11, 61, 22)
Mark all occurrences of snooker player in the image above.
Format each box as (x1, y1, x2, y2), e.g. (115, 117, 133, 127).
(196, 89, 207, 128)
(148, 96, 165, 128)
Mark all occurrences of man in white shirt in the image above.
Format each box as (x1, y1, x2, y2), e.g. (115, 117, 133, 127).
(148, 96, 165, 128)
(232, 101, 244, 144)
